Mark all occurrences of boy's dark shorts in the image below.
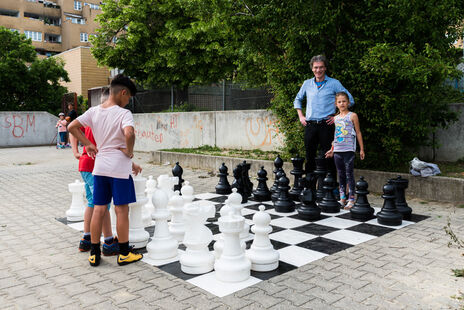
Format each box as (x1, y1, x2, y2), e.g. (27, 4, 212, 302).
(93, 175, 136, 206)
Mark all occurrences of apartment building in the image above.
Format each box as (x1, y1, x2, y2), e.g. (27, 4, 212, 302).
(0, 0, 103, 56)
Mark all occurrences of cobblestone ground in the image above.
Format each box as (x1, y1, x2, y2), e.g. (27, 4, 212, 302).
(0, 146, 463, 309)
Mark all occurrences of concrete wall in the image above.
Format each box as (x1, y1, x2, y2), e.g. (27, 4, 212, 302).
(420, 103, 464, 161)
(133, 110, 283, 152)
(0, 112, 58, 147)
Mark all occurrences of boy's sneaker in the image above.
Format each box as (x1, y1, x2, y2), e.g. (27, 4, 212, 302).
(89, 253, 101, 267)
(102, 237, 119, 256)
(79, 238, 91, 252)
(117, 251, 143, 266)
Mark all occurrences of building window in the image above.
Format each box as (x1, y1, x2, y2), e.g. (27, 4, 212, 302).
(45, 33, 61, 43)
(0, 9, 19, 17)
(24, 30, 42, 42)
(80, 32, 88, 42)
(74, 1, 82, 11)
(84, 2, 100, 10)
(66, 16, 85, 24)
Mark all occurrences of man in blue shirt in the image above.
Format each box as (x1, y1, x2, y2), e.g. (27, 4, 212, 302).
(294, 55, 354, 174)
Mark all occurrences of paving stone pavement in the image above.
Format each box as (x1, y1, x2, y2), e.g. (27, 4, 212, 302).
(0, 146, 463, 309)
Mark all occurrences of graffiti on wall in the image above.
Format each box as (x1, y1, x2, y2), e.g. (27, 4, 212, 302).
(245, 116, 282, 147)
(2, 113, 36, 138)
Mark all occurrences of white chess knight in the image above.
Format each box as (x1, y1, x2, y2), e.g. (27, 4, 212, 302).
(142, 175, 156, 227)
(214, 211, 251, 283)
(157, 174, 178, 199)
(128, 174, 150, 249)
(146, 185, 178, 260)
(246, 205, 279, 272)
(180, 200, 216, 274)
(66, 180, 85, 222)
(228, 188, 250, 239)
(168, 190, 185, 242)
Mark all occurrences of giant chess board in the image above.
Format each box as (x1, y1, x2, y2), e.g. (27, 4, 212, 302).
(57, 192, 428, 297)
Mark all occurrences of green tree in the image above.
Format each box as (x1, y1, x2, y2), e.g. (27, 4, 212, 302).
(91, 0, 236, 88)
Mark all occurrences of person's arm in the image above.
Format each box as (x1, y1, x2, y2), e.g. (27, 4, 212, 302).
(120, 126, 135, 158)
(325, 142, 335, 158)
(68, 119, 97, 158)
(351, 113, 365, 160)
(69, 131, 81, 160)
(293, 81, 307, 126)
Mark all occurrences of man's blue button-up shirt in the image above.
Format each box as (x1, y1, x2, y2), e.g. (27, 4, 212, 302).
(293, 76, 355, 121)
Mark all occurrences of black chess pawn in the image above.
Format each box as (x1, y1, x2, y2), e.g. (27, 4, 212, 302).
(270, 155, 284, 193)
(289, 155, 305, 201)
(389, 176, 412, 220)
(271, 169, 285, 202)
(350, 176, 375, 221)
(253, 166, 272, 201)
(231, 164, 247, 203)
(274, 174, 295, 213)
(215, 163, 232, 195)
(297, 173, 321, 220)
(318, 173, 341, 213)
(241, 161, 253, 197)
(314, 156, 327, 203)
(172, 162, 184, 193)
(377, 182, 403, 226)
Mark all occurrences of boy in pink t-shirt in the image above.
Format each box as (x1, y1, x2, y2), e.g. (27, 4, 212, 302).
(68, 74, 142, 267)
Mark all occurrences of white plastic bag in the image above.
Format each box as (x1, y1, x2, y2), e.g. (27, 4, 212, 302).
(409, 157, 441, 177)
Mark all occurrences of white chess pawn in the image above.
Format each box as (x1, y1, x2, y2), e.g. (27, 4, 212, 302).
(168, 191, 185, 242)
(180, 181, 194, 204)
(128, 174, 150, 249)
(146, 187, 178, 260)
(246, 205, 279, 272)
(228, 188, 250, 239)
(66, 180, 85, 222)
(180, 201, 216, 274)
(142, 175, 156, 226)
(214, 211, 251, 282)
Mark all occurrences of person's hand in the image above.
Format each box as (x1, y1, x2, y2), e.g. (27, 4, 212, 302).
(326, 116, 335, 125)
(360, 150, 365, 160)
(132, 162, 142, 175)
(325, 149, 334, 158)
(85, 144, 98, 159)
(299, 115, 307, 126)
(73, 152, 81, 160)
(119, 148, 133, 159)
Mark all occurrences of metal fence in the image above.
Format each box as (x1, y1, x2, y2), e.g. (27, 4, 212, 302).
(88, 81, 273, 113)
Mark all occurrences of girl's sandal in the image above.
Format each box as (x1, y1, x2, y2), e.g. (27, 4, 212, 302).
(344, 201, 355, 210)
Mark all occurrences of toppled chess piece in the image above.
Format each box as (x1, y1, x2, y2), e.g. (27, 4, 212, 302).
(376, 182, 403, 226)
(289, 155, 305, 201)
(215, 163, 232, 195)
(350, 176, 375, 221)
(246, 205, 279, 272)
(389, 176, 412, 220)
(172, 162, 184, 193)
(253, 166, 272, 201)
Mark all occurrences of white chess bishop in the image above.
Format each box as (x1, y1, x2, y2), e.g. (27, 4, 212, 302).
(128, 174, 150, 249)
(180, 201, 216, 274)
(142, 175, 156, 227)
(146, 186, 178, 261)
(168, 190, 185, 242)
(214, 211, 251, 282)
(66, 180, 85, 222)
(246, 205, 279, 272)
(228, 188, 250, 239)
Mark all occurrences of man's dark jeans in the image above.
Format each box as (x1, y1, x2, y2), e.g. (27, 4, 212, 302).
(304, 121, 336, 177)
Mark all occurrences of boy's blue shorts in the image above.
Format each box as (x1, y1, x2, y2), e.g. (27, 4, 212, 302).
(93, 175, 136, 206)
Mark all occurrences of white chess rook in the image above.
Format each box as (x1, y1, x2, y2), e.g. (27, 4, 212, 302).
(214, 211, 251, 282)
(228, 188, 250, 239)
(129, 175, 150, 249)
(66, 180, 85, 222)
(246, 205, 279, 272)
(168, 191, 185, 242)
(142, 175, 156, 227)
(180, 201, 216, 274)
(146, 186, 178, 260)
(214, 198, 245, 259)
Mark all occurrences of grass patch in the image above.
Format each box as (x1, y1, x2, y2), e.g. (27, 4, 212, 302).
(452, 269, 464, 277)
